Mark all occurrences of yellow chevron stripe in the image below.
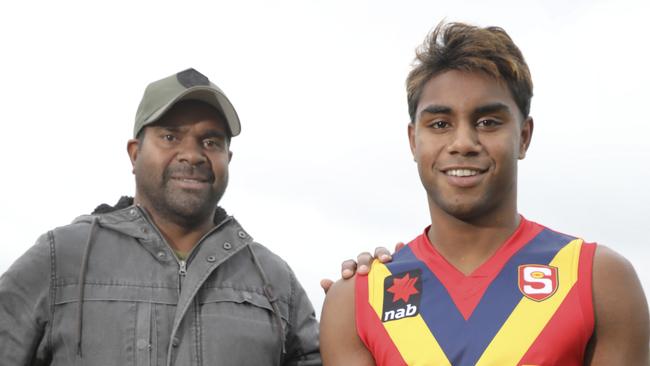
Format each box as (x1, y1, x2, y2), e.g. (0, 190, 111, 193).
(368, 261, 451, 365)
(475, 239, 583, 365)
(368, 260, 387, 320)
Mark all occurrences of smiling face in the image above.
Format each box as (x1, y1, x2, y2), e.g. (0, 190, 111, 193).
(128, 100, 232, 228)
(408, 70, 533, 222)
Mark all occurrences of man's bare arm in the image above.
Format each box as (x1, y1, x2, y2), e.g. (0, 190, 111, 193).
(320, 278, 375, 366)
(586, 245, 649, 365)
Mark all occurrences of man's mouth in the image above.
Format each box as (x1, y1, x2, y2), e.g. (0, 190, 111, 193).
(164, 165, 215, 187)
(168, 176, 212, 190)
(440, 167, 488, 188)
(444, 168, 483, 177)
(172, 177, 209, 183)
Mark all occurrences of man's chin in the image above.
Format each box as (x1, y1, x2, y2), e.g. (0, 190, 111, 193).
(436, 198, 491, 222)
(158, 194, 217, 222)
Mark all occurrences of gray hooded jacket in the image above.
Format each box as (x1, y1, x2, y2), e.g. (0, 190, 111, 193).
(0, 201, 321, 366)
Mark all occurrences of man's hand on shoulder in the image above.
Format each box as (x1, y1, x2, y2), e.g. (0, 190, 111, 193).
(586, 245, 649, 365)
(320, 243, 404, 293)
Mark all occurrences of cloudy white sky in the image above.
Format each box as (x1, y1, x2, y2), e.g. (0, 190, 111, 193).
(1, 0, 648, 317)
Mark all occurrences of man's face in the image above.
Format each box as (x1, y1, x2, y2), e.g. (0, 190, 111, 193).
(128, 100, 232, 227)
(408, 70, 533, 221)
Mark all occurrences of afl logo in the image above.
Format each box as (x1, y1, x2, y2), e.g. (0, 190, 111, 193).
(518, 265, 558, 301)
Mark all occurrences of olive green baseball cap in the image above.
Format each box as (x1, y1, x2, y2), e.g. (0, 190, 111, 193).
(133, 68, 241, 137)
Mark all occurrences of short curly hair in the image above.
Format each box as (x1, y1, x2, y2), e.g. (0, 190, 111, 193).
(406, 21, 533, 122)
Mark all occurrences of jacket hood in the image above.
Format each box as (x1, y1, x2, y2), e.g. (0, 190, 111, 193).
(91, 196, 228, 222)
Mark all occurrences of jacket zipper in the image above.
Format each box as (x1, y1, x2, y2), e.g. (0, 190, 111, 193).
(136, 206, 188, 293)
(179, 260, 187, 276)
(178, 260, 187, 295)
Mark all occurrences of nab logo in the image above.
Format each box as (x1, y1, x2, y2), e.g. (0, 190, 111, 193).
(518, 264, 559, 301)
(382, 269, 422, 322)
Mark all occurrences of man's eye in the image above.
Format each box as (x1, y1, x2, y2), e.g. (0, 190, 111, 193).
(162, 134, 176, 141)
(430, 120, 449, 129)
(476, 119, 501, 128)
(203, 139, 222, 149)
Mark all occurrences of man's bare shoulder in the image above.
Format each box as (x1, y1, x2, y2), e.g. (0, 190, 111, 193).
(592, 245, 646, 302)
(321, 276, 375, 366)
(586, 244, 649, 365)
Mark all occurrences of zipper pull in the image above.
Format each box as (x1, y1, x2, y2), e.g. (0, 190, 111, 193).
(179, 260, 187, 276)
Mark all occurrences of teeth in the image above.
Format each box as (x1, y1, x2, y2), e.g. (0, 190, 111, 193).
(446, 169, 479, 177)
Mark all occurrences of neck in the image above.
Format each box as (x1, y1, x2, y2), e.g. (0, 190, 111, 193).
(427, 200, 520, 275)
(136, 200, 215, 254)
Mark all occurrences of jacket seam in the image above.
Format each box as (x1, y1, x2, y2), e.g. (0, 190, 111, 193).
(47, 230, 56, 353)
(201, 285, 291, 304)
(153, 303, 160, 365)
(288, 268, 307, 357)
(194, 299, 202, 365)
(132, 302, 138, 364)
(56, 282, 179, 289)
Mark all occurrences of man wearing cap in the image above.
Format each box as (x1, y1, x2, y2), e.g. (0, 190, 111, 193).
(0, 68, 321, 366)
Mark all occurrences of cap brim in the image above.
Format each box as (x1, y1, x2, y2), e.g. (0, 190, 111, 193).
(144, 86, 241, 136)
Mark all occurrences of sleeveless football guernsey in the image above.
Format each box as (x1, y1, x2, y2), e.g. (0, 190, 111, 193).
(355, 217, 596, 366)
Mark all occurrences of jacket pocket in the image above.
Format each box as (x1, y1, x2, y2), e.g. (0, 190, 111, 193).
(52, 283, 177, 366)
(198, 286, 288, 366)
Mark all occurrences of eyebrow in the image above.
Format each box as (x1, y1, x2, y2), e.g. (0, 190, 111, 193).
(474, 102, 511, 115)
(155, 125, 227, 138)
(419, 105, 452, 117)
(157, 125, 182, 132)
(418, 102, 512, 120)
(201, 130, 228, 139)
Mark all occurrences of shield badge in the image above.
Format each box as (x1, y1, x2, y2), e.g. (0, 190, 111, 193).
(518, 264, 559, 301)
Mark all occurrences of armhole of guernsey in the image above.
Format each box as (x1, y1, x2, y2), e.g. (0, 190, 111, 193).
(355, 265, 373, 352)
(578, 242, 597, 344)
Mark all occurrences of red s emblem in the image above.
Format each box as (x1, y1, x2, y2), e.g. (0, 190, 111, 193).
(518, 265, 558, 301)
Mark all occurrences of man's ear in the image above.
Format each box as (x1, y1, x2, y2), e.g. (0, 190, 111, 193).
(228, 150, 233, 163)
(127, 139, 140, 173)
(408, 122, 417, 161)
(518, 116, 534, 160)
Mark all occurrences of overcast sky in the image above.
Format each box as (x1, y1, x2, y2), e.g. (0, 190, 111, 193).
(1, 0, 648, 317)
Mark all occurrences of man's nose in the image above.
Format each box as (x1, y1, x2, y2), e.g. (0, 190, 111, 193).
(177, 139, 207, 165)
(446, 122, 482, 156)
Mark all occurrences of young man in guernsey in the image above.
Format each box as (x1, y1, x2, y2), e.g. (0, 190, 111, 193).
(320, 22, 649, 365)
